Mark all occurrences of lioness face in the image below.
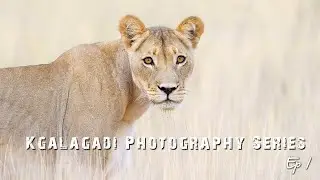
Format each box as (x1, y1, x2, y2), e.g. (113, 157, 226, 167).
(119, 15, 204, 110)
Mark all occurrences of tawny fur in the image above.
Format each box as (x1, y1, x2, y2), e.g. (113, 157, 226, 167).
(0, 15, 204, 174)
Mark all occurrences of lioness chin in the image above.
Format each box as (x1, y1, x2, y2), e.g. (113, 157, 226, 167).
(0, 15, 204, 177)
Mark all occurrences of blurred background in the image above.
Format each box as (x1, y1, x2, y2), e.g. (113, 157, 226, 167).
(0, 0, 319, 179)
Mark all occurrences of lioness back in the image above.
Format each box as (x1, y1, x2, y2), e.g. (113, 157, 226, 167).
(0, 40, 131, 149)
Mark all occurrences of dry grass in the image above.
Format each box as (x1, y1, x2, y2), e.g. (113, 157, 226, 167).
(0, 0, 320, 179)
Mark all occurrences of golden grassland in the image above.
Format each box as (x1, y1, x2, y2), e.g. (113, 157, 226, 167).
(0, 0, 319, 179)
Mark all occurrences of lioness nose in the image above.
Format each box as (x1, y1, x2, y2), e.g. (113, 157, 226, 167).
(158, 84, 178, 95)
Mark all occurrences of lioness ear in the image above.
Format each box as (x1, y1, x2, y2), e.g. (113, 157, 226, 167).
(119, 15, 147, 49)
(176, 16, 204, 48)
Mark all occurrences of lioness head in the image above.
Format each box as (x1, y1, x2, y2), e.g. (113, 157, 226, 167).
(119, 15, 204, 110)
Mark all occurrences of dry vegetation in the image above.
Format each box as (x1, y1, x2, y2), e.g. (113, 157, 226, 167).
(0, 0, 319, 179)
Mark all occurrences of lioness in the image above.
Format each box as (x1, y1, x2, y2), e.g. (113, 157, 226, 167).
(0, 15, 204, 175)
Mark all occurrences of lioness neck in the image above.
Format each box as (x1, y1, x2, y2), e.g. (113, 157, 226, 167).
(97, 40, 150, 124)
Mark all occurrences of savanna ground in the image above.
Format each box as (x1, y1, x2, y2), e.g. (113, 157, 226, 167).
(0, 0, 319, 179)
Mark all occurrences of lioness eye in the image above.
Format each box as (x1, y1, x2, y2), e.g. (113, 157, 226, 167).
(176, 55, 186, 64)
(142, 57, 154, 65)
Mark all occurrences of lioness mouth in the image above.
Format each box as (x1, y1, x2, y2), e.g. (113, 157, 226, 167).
(153, 99, 180, 104)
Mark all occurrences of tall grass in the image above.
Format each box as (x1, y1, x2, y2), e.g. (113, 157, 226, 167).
(0, 0, 319, 179)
